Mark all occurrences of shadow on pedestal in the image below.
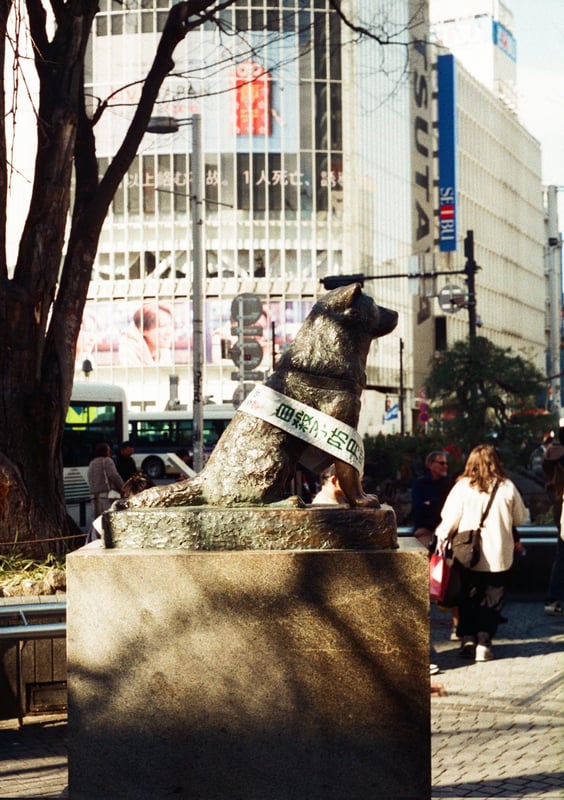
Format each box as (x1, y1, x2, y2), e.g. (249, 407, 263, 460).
(67, 507, 430, 800)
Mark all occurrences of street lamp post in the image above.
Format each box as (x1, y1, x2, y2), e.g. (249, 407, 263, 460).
(546, 186, 562, 415)
(147, 114, 205, 472)
(190, 113, 205, 473)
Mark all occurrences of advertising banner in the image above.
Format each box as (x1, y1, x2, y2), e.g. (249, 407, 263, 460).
(76, 297, 313, 371)
(93, 30, 299, 155)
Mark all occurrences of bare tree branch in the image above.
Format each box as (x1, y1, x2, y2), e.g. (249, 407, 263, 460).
(327, 0, 407, 45)
(0, 0, 13, 278)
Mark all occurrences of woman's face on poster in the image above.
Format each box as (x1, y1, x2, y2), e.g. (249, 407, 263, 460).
(144, 310, 174, 357)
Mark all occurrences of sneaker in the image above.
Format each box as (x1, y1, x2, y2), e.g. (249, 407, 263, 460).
(459, 638, 475, 659)
(475, 644, 493, 662)
(544, 600, 564, 616)
(450, 627, 461, 641)
(430, 663, 441, 676)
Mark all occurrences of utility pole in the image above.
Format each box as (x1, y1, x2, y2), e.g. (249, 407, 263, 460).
(546, 186, 562, 415)
(191, 113, 205, 473)
(464, 230, 478, 340)
(399, 338, 405, 435)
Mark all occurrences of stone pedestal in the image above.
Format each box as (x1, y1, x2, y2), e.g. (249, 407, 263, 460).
(67, 509, 430, 800)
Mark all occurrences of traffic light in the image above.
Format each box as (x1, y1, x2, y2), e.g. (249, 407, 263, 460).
(319, 274, 366, 290)
(230, 294, 265, 404)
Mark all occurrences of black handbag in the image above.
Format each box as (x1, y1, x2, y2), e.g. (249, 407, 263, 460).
(449, 480, 500, 568)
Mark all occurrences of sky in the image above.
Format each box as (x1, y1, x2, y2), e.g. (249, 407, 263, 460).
(510, 0, 564, 221)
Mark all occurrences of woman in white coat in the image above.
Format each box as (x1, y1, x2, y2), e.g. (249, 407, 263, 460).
(435, 444, 527, 662)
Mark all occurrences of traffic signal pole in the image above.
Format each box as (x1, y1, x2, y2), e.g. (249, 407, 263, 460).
(320, 230, 481, 421)
(399, 338, 405, 435)
(464, 230, 478, 341)
(191, 114, 205, 473)
(320, 229, 480, 344)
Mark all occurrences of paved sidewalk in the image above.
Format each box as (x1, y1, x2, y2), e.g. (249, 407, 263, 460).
(0, 596, 562, 799)
(431, 595, 564, 800)
(0, 715, 67, 799)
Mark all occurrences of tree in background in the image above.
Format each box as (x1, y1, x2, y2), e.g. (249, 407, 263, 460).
(425, 336, 552, 457)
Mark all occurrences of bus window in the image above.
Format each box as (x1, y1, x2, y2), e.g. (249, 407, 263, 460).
(128, 407, 235, 479)
(63, 382, 128, 505)
(64, 399, 127, 468)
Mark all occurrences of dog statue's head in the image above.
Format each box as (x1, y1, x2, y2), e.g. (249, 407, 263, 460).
(315, 283, 398, 340)
(274, 283, 398, 388)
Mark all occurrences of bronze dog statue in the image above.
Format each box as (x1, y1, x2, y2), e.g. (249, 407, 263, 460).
(119, 283, 397, 509)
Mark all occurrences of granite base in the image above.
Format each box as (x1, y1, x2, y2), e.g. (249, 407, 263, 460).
(67, 537, 429, 799)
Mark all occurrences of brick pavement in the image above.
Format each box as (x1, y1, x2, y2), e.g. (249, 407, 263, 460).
(0, 715, 67, 799)
(0, 596, 562, 799)
(431, 596, 564, 800)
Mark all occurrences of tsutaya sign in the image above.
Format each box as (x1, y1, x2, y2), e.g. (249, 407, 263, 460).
(410, 10, 459, 255)
(409, 0, 434, 255)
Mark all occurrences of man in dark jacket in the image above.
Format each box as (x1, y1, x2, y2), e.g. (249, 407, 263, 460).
(413, 449, 458, 649)
(115, 441, 137, 482)
(412, 450, 453, 549)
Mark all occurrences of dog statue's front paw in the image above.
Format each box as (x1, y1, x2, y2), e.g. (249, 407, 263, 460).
(351, 494, 381, 508)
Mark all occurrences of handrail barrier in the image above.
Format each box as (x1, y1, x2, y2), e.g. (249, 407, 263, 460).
(0, 600, 67, 726)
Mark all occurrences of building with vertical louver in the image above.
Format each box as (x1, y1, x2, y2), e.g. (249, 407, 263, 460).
(79, 0, 546, 435)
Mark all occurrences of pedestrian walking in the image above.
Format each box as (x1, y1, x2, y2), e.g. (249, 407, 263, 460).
(412, 450, 453, 550)
(413, 450, 459, 661)
(87, 442, 124, 518)
(434, 444, 527, 662)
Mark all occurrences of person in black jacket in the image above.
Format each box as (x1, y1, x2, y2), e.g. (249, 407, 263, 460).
(412, 450, 459, 646)
(412, 450, 453, 550)
(115, 441, 137, 482)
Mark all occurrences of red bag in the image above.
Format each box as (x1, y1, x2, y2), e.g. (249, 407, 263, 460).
(429, 552, 452, 603)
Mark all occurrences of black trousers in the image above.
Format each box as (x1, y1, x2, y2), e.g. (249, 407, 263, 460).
(458, 567, 511, 642)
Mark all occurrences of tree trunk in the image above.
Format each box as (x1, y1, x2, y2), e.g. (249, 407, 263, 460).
(0, 0, 221, 557)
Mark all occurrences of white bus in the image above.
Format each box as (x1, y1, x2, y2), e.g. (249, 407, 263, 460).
(128, 406, 236, 479)
(63, 382, 129, 506)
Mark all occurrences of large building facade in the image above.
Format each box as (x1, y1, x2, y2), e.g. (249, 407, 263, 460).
(79, 0, 546, 435)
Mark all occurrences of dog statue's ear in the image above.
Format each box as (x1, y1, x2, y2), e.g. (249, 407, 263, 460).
(327, 282, 362, 310)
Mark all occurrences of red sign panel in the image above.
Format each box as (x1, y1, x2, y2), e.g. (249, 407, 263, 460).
(230, 62, 271, 136)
